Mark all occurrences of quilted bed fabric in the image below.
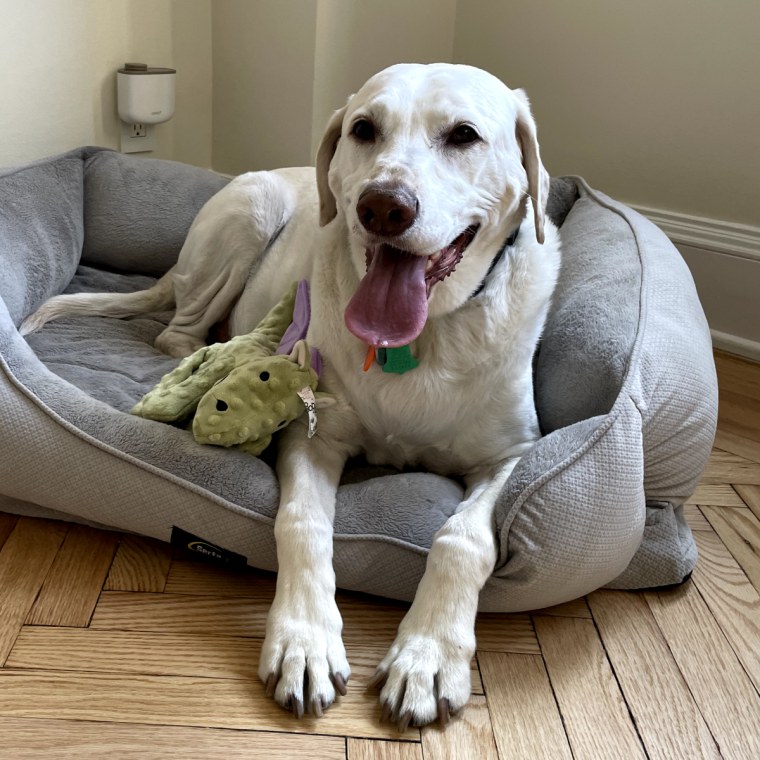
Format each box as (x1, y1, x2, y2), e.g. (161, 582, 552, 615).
(0, 147, 718, 611)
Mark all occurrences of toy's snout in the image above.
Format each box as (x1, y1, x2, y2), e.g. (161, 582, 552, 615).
(192, 355, 317, 449)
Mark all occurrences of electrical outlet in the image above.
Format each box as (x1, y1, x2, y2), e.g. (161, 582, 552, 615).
(121, 122, 155, 153)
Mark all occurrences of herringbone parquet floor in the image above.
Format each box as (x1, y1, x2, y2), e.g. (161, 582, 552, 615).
(0, 350, 758, 759)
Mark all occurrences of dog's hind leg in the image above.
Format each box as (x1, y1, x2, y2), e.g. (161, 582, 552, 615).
(155, 171, 302, 358)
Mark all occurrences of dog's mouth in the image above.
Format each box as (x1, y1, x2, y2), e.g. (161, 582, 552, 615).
(344, 226, 479, 348)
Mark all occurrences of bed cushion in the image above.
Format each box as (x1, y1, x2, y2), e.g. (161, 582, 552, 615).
(0, 147, 718, 611)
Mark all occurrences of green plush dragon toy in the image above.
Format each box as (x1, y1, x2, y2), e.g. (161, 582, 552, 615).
(132, 281, 334, 456)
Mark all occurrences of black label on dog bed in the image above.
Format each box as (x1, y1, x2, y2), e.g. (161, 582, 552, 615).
(171, 526, 247, 568)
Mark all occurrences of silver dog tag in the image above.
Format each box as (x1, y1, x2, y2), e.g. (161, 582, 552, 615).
(296, 386, 318, 438)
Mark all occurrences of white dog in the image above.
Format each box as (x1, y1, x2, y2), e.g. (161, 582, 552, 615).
(22, 63, 560, 728)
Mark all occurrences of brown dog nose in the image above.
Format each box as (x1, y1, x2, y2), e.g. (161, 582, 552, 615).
(356, 186, 418, 237)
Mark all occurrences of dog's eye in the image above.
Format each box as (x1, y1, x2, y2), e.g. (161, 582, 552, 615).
(446, 124, 481, 147)
(351, 119, 376, 143)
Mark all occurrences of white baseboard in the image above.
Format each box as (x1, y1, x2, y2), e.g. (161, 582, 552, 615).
(631, 204, 760, 361)
(632, 204, 760, 263)
(710, 330, 760, 362)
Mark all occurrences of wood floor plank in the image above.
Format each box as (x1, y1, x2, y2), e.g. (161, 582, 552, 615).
(474, 613, 539, 654)
(90, 591, 269, 637)
(587, 590, 720, 759)
(534, 616, 646, 759)
(684, 504, 712, 531)
(0, 717, 345, 760)
(347, 738, 421, 760)
(0, 518, 68, 664)
(701, 506, 760, 591)
(714, 351, 760, 400)
(0, 512, 18, 550)
(420, 696, 497, 760)
(6, 627, 260, 680)
(735, 484, 760, 521)
(646, 581, 760, 759)
(478, 652, 571, 760)
(686, 483, 746, 507)
(717, 390, 760, 445)
(340, 603, 407, 648)
(714, 429, 760, 464)
(27, 524, 120, 627)
(0, 669, 418, 741)
(532, 597, 592, 618)
(701, 449, 760, 484)
(104, 535, 172, 592)
(691, 529, 760, 692)
(164, 559, 276, 597)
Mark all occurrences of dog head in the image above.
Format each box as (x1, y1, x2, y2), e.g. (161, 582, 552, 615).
(316, 63, 550, 348)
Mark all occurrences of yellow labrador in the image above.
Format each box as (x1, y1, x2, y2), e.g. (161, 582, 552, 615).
(22, 63, 560, 728)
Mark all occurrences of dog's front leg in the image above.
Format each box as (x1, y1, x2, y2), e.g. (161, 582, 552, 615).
(374, 458, 519, 729)
(259, 427, 352, 718)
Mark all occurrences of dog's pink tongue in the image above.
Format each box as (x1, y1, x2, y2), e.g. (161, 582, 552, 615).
(344, 246, 428, 348)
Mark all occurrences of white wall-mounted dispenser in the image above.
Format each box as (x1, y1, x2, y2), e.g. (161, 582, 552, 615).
(117, 62, 176, 153)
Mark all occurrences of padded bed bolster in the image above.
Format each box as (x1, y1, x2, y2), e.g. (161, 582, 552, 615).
(485, 401, 645, 612)
(0, 151, 85, 324)
(82, 149, 229, 276)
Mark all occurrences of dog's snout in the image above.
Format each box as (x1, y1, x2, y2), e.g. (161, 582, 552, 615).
(356, 186, 418, 237)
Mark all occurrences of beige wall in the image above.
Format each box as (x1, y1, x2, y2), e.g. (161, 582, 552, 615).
(210, 0, 457, 175)
(454, 0, 760, 225)
(0, 0, 212, 168)
(211, 0, 318, 174)
(310, 0, 457, 161)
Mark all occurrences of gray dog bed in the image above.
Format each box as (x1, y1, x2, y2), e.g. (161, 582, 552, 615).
(0, 147, 718, 611)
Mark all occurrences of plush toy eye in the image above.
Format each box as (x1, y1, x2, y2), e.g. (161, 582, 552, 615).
(276, 419, 287, 428)
(259, 371, 270, 381)
(215, 399, 228, 412)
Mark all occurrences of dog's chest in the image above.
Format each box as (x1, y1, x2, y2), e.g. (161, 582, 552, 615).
(334, 350, 538, 475)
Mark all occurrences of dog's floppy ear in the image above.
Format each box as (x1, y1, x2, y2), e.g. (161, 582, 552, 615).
(316, 103, 349, 227)
(513, 89, 549, 244)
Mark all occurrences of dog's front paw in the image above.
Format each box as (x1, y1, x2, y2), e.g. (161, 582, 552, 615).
(258, 598, 350, 718)
(372, 629, 473, 730)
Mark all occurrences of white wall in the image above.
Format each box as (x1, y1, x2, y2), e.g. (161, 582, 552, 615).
(0, 0, 212, 168)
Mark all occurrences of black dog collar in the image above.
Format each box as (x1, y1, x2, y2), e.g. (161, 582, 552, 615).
(469, 226, 520, 299)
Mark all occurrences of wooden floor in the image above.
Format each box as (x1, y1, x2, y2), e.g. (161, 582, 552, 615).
(1, 350, 759, 759)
